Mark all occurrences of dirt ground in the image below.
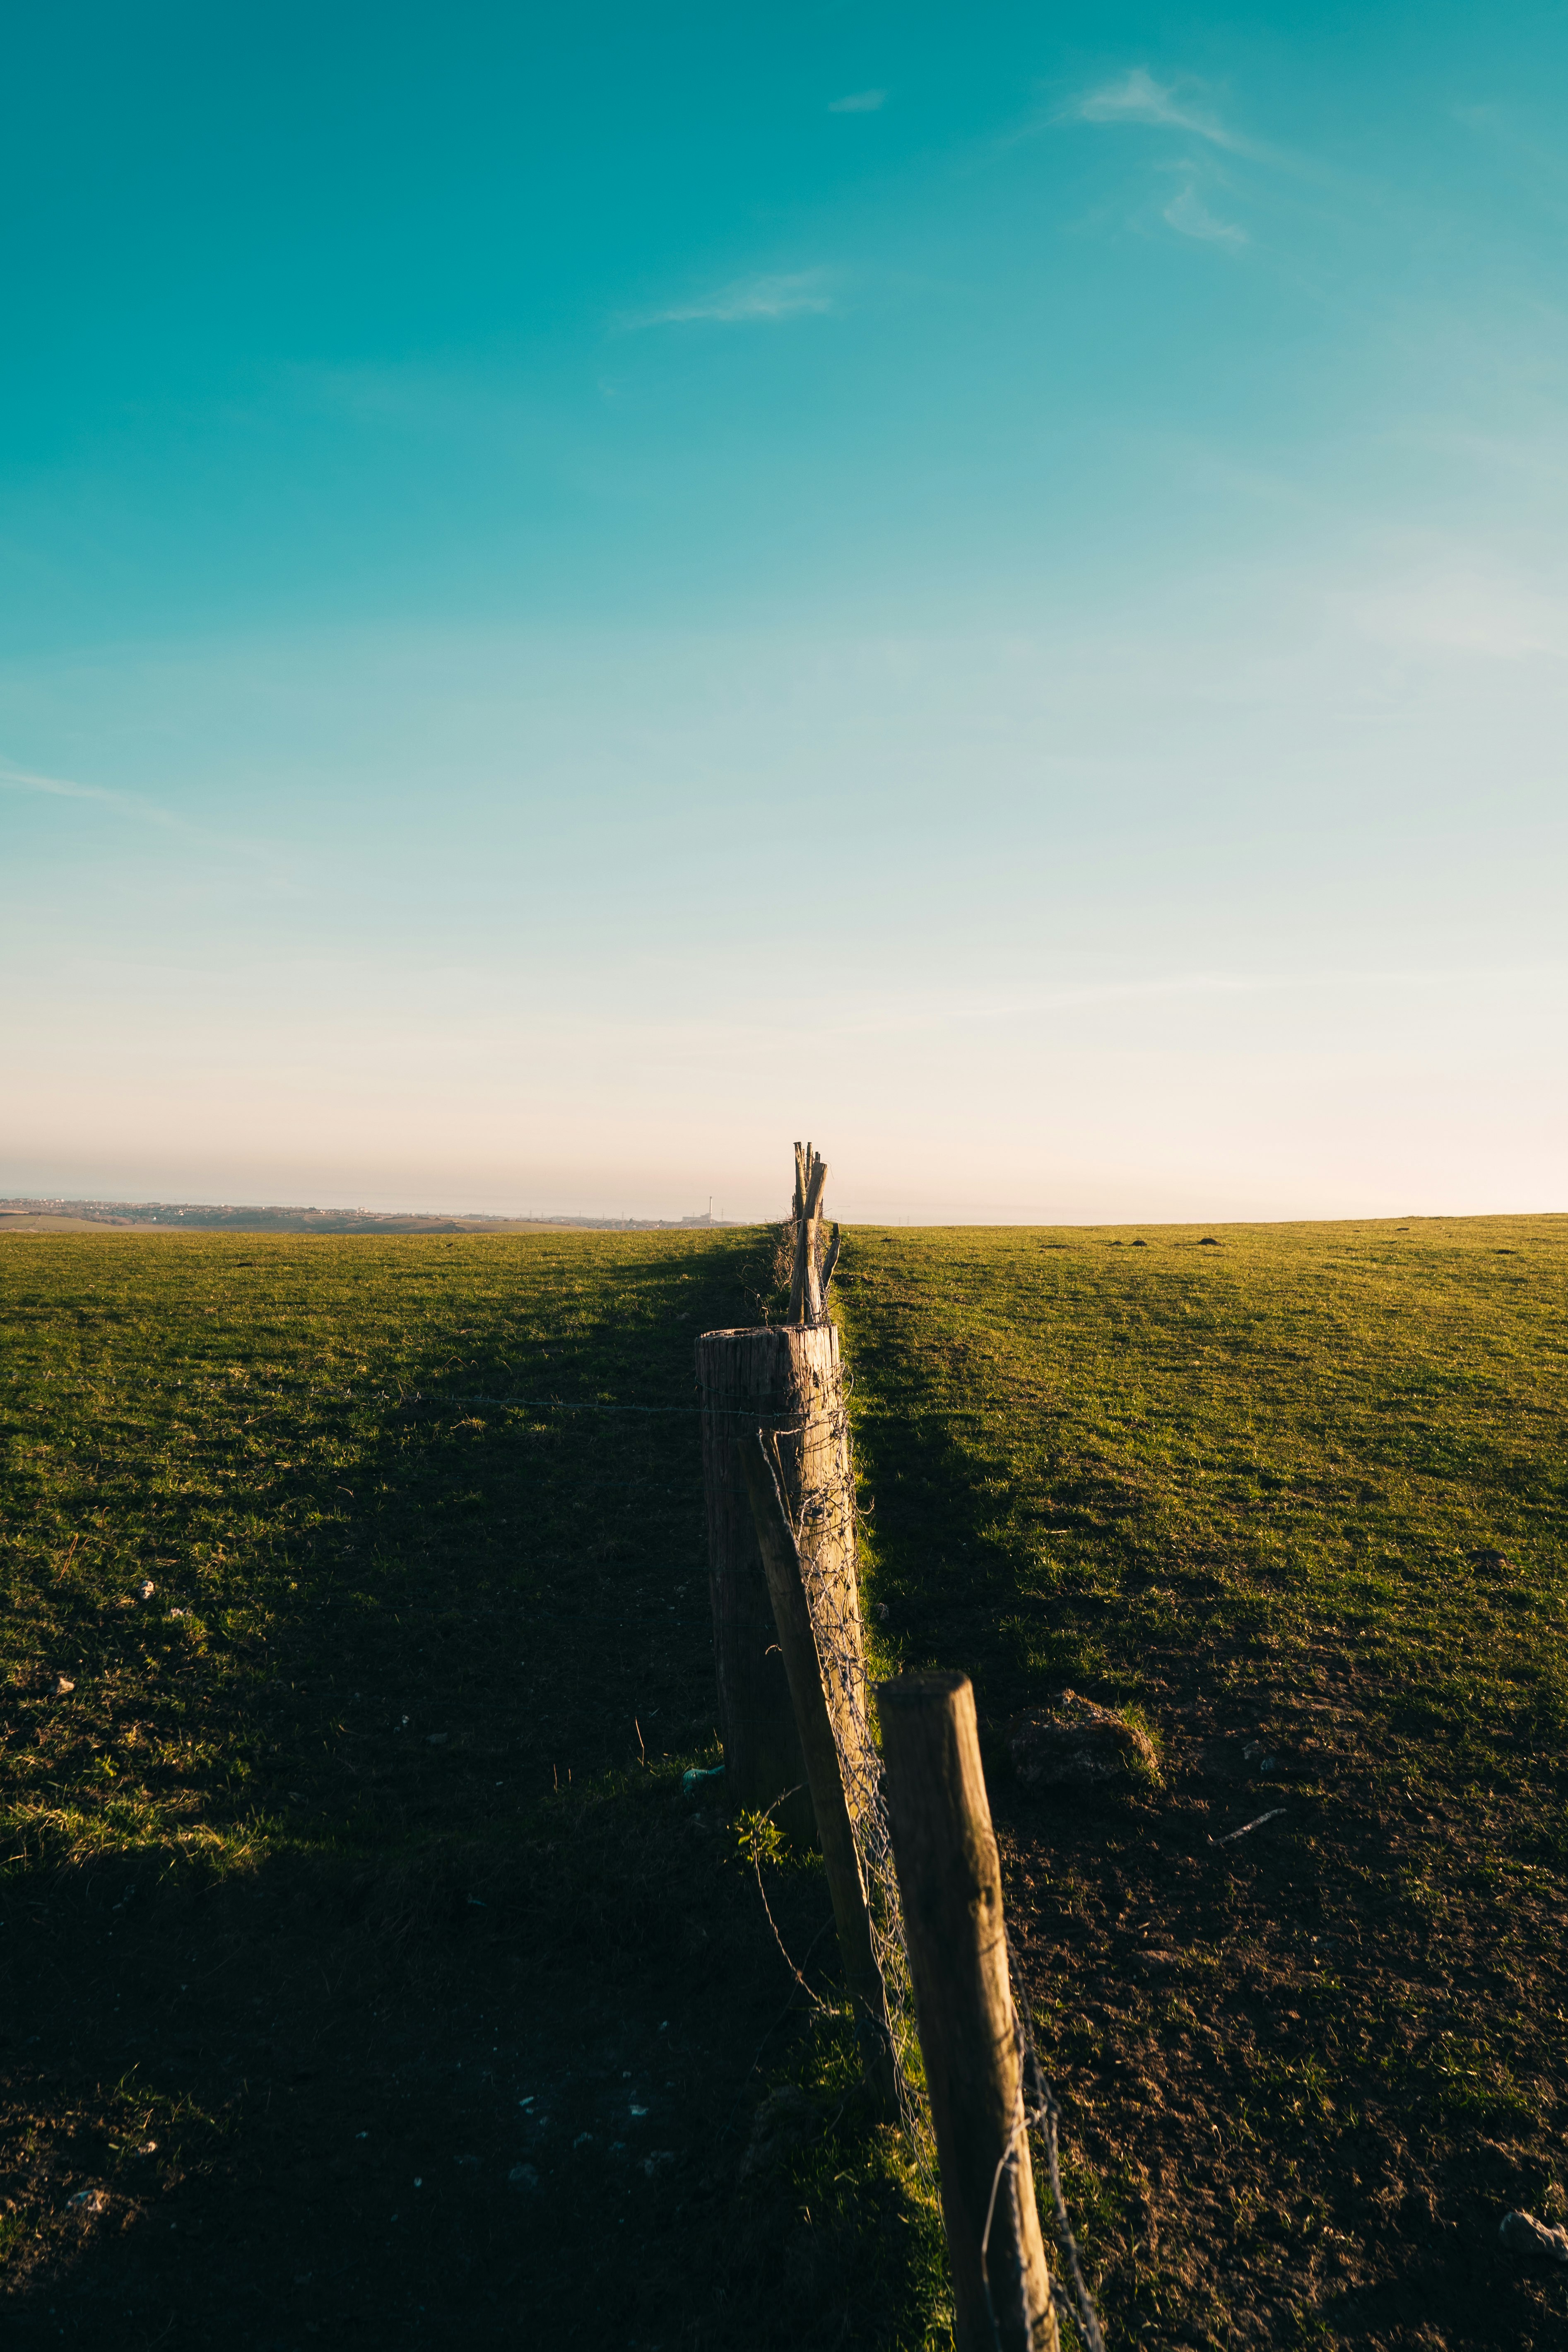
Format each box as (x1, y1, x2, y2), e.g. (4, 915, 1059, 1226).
(993, 1644, 1568, 2347)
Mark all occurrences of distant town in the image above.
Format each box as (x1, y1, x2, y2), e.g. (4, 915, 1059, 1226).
(0, 1198, 737, 1235)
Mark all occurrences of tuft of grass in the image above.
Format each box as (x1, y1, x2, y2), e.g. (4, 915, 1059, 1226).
(747, 2009, 954, 2350)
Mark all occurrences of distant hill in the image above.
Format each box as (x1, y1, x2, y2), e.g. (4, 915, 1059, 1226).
(0, 1198, 734, 1235)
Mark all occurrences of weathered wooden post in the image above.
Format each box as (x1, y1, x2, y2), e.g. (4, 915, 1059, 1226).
(879, 1671, 1058, 2352)
(739, 1429, 897, 2118)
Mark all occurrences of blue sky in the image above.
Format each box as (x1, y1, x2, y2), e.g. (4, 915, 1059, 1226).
(4, 3, 1564, 1218)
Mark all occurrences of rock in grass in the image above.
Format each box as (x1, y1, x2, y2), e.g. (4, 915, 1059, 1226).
(739, 2085, 818, 2181)
(1500, 2209, 1568, 2264)
(1009, 1690, 1158, 1790)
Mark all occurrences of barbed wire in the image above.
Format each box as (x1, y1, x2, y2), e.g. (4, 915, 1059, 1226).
(1016, 1977, 1108, 2352)
(745, 1785, 836, 2018)
(974, 1925, 1108, 2352)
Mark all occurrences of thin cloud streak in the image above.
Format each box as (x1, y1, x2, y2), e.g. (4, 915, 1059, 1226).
(1072, 67, 1252, 153)
(1162, 184, 1248, 247)
(627, 271, 834, 328)
(828, 89, 886, 114)
(0, 760, 184, 831)
(0, 760, 280, 867)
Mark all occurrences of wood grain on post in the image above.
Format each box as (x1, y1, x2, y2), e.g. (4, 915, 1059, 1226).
(695, 1322, 847, 1847)
(739, 1429, 898, 2119)
(879, 1672, 1058, 2352)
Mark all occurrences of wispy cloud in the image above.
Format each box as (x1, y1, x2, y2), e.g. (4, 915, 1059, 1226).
(1071, 67, 1254, 156)
(629, 271, 834, 328)
(829, 89, 886, 115)
(1062, 68, 1266, 247)
(0, 760, 183, 830)
(0, 759, 274, 862)
(1348, 569, 1568, 660)
(1162, 184, 1248, 248)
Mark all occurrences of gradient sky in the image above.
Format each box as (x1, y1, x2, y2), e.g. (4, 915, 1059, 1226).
(3, 3, 1564, 1221)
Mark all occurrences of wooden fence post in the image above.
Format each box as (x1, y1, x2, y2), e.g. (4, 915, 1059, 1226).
(696, 1321, 847, 1847)
(879, 1671, 1058, 2352)
(739, 1430, 898, 2119)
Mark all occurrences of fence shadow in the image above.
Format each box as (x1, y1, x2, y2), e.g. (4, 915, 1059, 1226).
(4, 1231, 932, 2350)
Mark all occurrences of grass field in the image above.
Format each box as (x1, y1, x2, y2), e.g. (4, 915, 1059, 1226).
(2, 1216, 1566, 2348)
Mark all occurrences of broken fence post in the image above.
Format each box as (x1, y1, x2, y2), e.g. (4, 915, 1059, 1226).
(789, 1141, 829, 1325)
(879, 1670, 1058, 2352)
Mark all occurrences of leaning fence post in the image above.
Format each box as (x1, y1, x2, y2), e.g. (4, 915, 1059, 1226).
(739, 1430, 898, 2121)
(879, 1672, 1058, 2352)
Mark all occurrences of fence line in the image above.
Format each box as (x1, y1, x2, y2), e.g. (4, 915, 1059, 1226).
(777, 1373, 1106, 2347)
(712, 1148, 1105, 2352)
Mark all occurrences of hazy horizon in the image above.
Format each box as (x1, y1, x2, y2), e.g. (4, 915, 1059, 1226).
(5, 1181, 1563, 1231)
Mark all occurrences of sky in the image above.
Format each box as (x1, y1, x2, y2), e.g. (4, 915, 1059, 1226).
(3, 2, 1565, 1223)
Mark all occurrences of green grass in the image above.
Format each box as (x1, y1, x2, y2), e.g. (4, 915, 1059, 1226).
(2, 1214, 1566, 2348)
(839, 1214, 1568, 1772)
(0, 1227, 760, 1871)
(836, 1213, 1568, 2347)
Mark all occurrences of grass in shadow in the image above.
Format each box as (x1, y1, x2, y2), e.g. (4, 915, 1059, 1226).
(0, 1227, 939, 2349)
